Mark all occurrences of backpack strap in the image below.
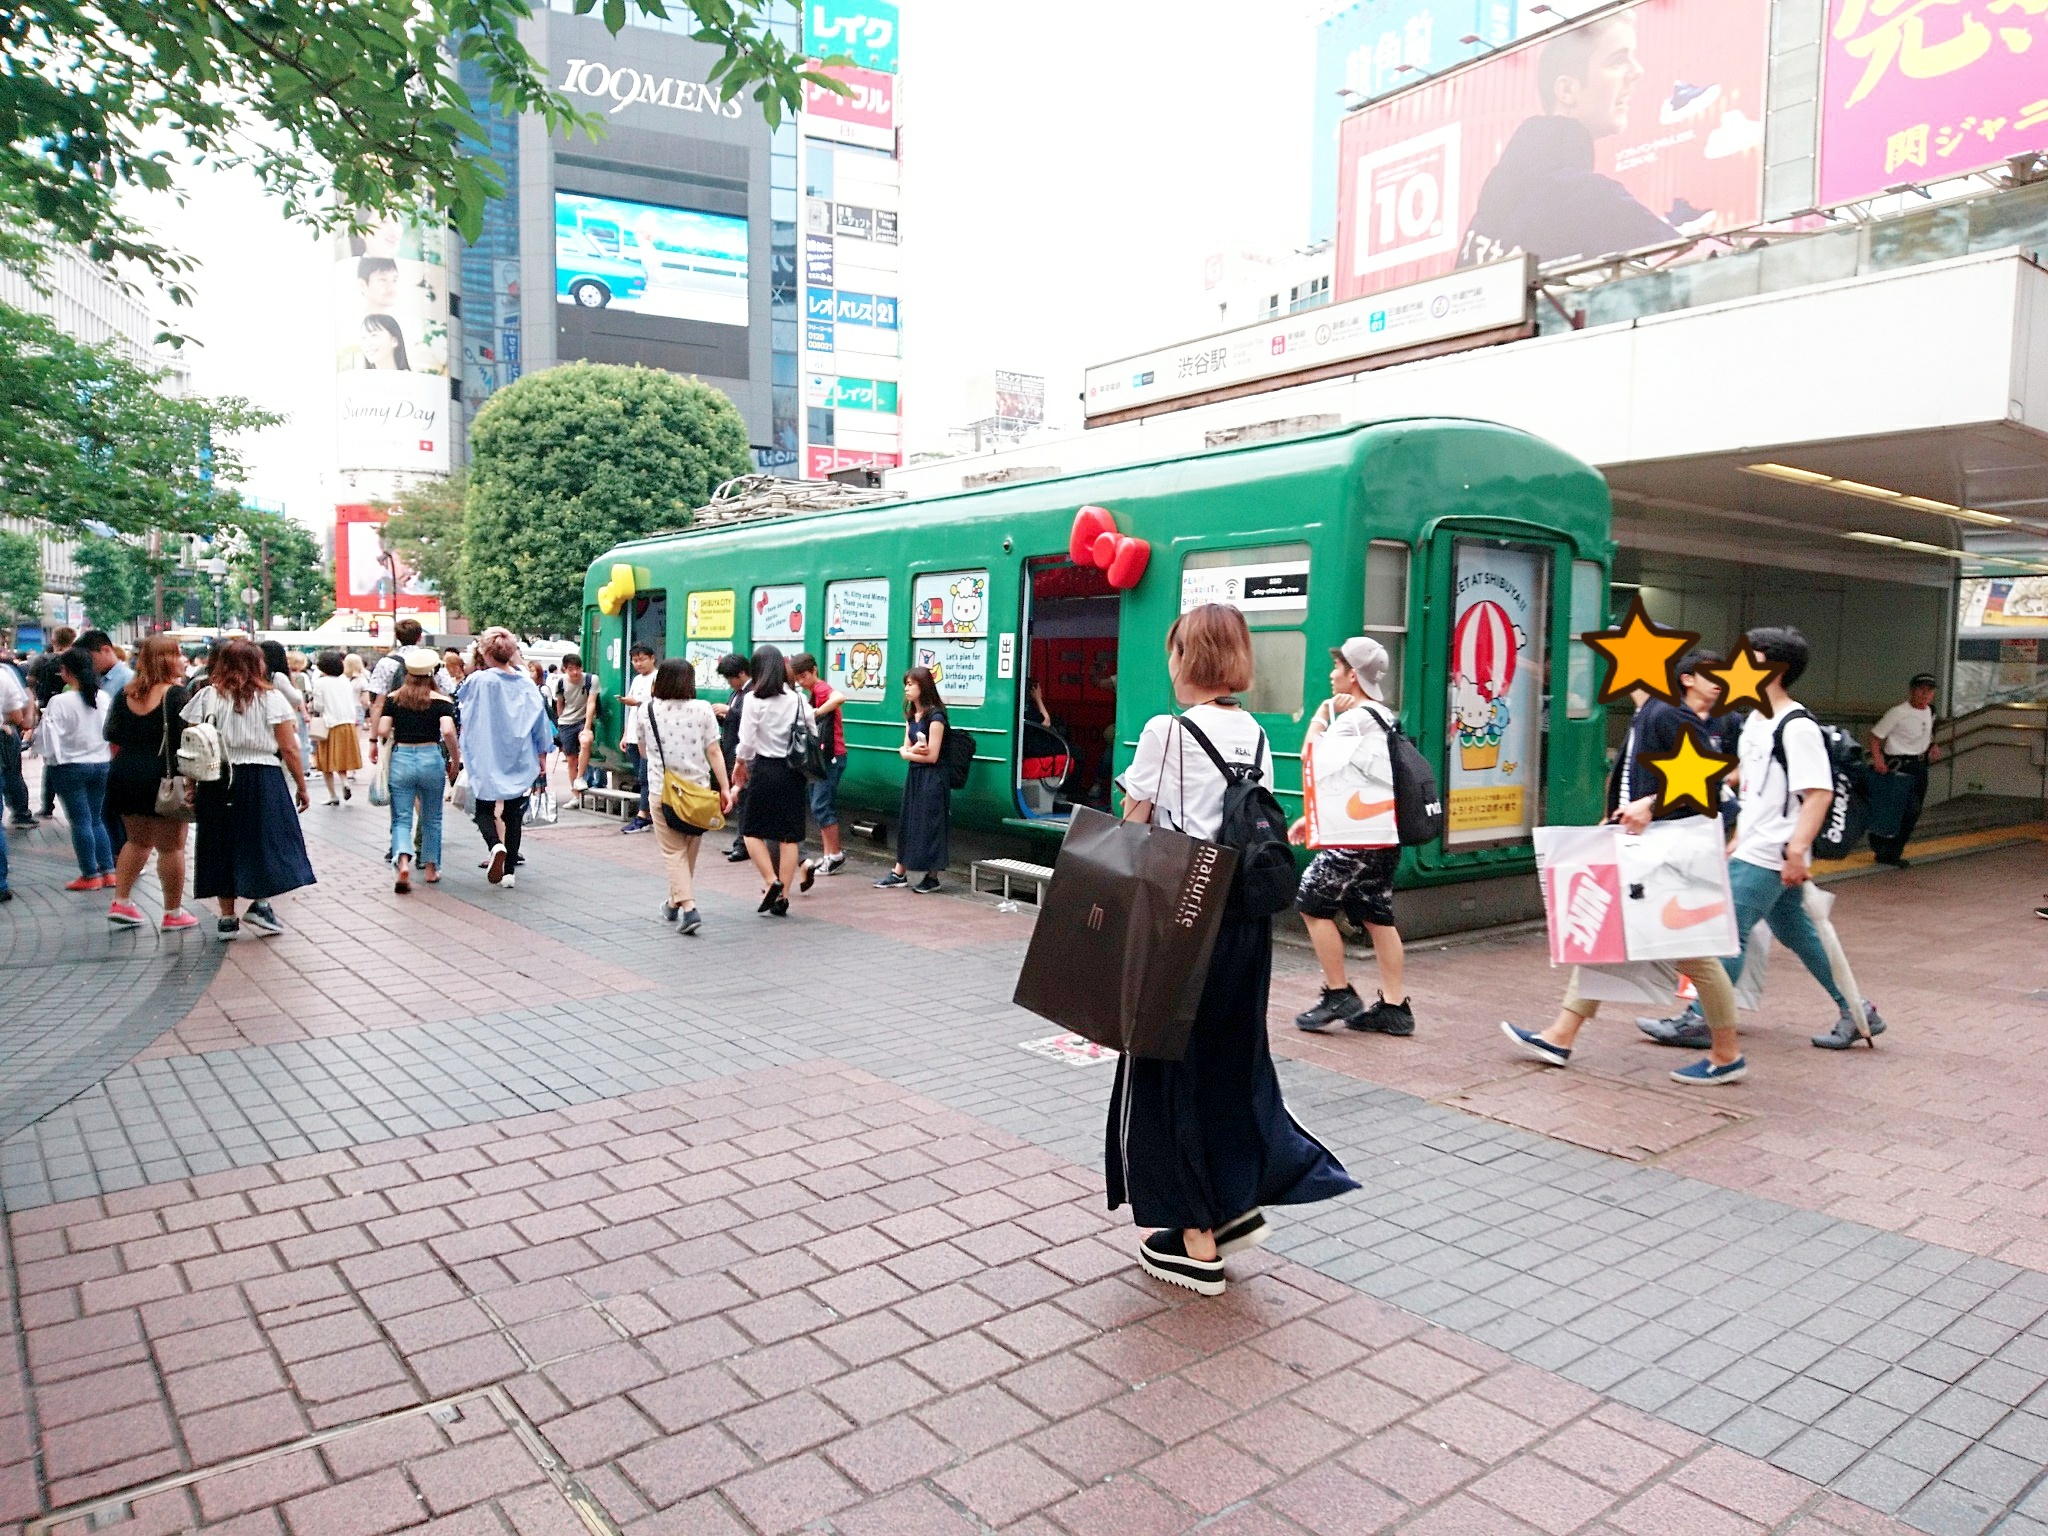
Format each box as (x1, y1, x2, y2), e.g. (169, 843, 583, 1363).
(1769, 707, 1815, 816)
(1175, 713, 1264, 782)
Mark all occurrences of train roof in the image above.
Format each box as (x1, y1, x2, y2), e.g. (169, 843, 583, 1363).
(595, 415, 1596, 565)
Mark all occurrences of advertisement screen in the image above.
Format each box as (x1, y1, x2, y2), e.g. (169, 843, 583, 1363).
(1817, 1, 2048, 206)
(554, 192, 748, 327)
(1334, 0, 1769, 301)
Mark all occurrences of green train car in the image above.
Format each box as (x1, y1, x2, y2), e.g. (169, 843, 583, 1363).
(581, 418, 1613, 901)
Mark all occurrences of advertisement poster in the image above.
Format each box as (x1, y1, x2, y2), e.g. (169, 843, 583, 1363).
(333, 217, 452, 475)
(1447, 544, 1541, 846)
(827, 639, 888, 701)
(335, 373, 450, 476)
(825, 577, 890, 638)
(751, 584, 806, 644)
(914, 640, 987, 704)
(805, 287, 835, 352)
(1818, 1, 2048, 205)
(912, 571, 989, 637)
(686, 589, 735, 640)
(332, 504, 443, 620)
(1334, 0, 1769, 300)
(554, 192, 748, 326)
(804, 234, 835, 287)
(805, 446, 898, 478)
(1180, 559, 1311, 615)
(802, 64, 896, 150)
(804, 0, 899, 74)
(1961, 576, 2048, 630)
(685, 641, 731, 691)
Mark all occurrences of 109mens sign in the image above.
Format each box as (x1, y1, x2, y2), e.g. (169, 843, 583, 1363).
(558, 57, 743, 117)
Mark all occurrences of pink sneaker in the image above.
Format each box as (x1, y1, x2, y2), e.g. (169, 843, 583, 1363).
(160, 909, 199, 931)
(108, 900, 145, 926)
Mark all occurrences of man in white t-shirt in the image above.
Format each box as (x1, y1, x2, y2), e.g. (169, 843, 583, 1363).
(1866, 672, 1940, 867)
(618, 643, 657, 833)
(1288, 638, 1413, 1037)
(1640, 627, 1883, 1054)
(0, 658, 33, 831)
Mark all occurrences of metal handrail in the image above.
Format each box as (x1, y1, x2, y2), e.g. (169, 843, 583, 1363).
(1932, 701, 2048, 811)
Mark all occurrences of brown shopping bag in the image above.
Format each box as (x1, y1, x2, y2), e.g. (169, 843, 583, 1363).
(1012, 806, 1238, 1061)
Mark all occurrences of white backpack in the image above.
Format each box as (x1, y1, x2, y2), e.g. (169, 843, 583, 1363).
(175, 692, 228, 783)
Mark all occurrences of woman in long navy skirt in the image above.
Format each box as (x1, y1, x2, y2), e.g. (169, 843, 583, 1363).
(1108, 604, 1356, 1296)
(182, 639, 316, 941)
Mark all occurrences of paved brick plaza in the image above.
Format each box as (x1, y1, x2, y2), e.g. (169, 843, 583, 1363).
(0, 799, 2044, 1536)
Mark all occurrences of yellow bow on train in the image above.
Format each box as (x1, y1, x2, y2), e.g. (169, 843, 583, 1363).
(596, 563, 636, 615)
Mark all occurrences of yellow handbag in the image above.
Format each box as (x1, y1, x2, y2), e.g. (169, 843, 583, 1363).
(647, 707, 725, 832)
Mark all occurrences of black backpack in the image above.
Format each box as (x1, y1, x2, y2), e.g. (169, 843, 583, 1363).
(1770, 707, 1870, 860)
(941, 718, 975, 789)
(1362, 706, 1445, 847)
(1175, 716, 1297, 921)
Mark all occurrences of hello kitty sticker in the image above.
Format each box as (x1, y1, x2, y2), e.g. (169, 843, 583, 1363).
(911, 570, 989, 639)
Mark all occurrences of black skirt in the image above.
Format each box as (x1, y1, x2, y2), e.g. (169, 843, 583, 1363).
(193, 762, 317, 901)
(1106, 914, 1358, 1232)
(742, 755, 807, 845)
(897, 762, 950, 872)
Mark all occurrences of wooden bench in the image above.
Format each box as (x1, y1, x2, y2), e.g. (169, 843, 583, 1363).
(970, 858, 1055, 904)
(577, 786, 639, 818)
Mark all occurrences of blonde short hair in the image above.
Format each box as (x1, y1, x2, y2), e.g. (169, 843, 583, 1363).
(1168, 603, 1254, 695)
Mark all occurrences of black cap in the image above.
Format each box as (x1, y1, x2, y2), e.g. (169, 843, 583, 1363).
(1909, 673, 1938, 688)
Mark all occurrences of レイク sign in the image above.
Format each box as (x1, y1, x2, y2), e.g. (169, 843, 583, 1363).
(557, 58, 742, 118)
(1816, 0, 2048, 205)
(804, 0, 899, 74)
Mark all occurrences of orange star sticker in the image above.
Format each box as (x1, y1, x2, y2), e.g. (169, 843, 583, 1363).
(1702, 647, 1785, 718)
(1640, 730, 1738, 818)
(1581, 594, 1700, 706)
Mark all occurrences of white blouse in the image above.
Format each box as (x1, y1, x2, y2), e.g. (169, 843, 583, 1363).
(38, 690, 112, 765)
(637, 698, 722, 787)
(182, 685, 295, 765)
(1117, 703, 1267, 840)
(735, 689, 816, 763)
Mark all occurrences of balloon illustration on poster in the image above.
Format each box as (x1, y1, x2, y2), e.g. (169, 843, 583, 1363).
(1453, 598, 1518, 771)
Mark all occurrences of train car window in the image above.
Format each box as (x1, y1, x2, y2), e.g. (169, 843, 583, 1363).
(685, 590, 737, 694)
(1364, 539, 1409, 711)
(911, 569, 989, 705)
(1566, 561, 1603, 720)
(1243, 633, 1307, 717)
(824, 578, 890, 702)
(1181, 543, 1311, 628)
(751, 584, 807, 651)
(626, 592, 668, 663)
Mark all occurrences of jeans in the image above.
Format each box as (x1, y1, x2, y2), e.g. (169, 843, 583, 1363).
(48, 761, 114, 877)
(0, 729, 29, 822)
(474, 795, 527, 864)
(1722, 858, 1848, 1011)
(625, 745, 650, 822)
(387, 744, 447, 866)
(807, 753, 847, 829)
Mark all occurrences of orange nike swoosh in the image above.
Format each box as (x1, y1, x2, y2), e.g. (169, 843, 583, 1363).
(1346, 795, 1397, 819)
(1662, 898, 1728, 930)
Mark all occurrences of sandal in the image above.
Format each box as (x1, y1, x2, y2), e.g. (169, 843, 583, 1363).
(394, 856, 412, 895)
(422, 864, 439, 884)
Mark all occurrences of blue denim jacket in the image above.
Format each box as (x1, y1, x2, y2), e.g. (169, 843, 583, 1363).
(457, 668, 551, 802)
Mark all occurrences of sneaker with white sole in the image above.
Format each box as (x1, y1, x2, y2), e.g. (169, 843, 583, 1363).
(820, 853, 846, 876)
(487, 843, 508, 884)
(1499, 1020, 1570, 1067)
(1671, 1055, 1747, 1086)
(501, 872, 516, 890)
(243, 901, 284, 936)
(107, 900, 145, 927)
(1138, 1230, 1225, 1297)
(161, 909, 199, 932)
(1214, 1209, 1271, 1257)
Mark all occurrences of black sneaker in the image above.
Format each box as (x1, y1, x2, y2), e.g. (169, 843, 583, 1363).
(1138, 1229, 1225, 1297)
(820, 853, 846, 877)
(662, 903, 680, 922)
(243, 902, 284, 936)
(8, 818, 36, 830)
(1350, 994, 1415, 1036)
(2036, 905, 2048, 920)
(1215, 1209, 1270, 1257)
(911, 875, 941, 894)
(1636, 1008, 1710, 1050)
(679, 908, 702, 936)
(1295, 985, 1366, 1032)
(1500, 1021, 1570, 1067)
(1813, 1002, 1886, 1050)
(216, 916, 242, 942)
(725, 846, 749, 863)
(874, 871, 908, 889)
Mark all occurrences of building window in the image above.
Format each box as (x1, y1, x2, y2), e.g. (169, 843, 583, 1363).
(1260, 292, 1281, 320)
(1288, 275, 1331, 314)
(806, 144, 834, 199)
(808, 407, 834, 446)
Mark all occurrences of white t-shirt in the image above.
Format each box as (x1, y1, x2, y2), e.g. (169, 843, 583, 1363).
(1871, 702, 1935, 757)
(182, 686, 295, 765)
(637, 698, 721, 787)
(1733, 706, 1831, 871)
(619, 669, 654, 749)
(1117, 704, 1266, 840)
(1322, 700, 1397, 757)
(0, 666, 27, 721)
(38, 691, 111, 764)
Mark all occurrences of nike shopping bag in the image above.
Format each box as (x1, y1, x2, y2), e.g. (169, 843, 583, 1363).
(1012, 806, 1238, 1062)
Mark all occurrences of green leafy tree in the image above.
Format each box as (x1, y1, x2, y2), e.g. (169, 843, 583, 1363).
(215, 510, 334, 630)
(461, 363, 749, 636)
(0, 306, 275, 536)
(379, 473, 467, 608)
(78, 535, 162, 629)
(3, 0, 832, 292)
(0, 530, 43, 628)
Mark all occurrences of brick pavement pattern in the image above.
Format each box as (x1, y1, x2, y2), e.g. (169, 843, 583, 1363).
(0, 796, 2045, 1536)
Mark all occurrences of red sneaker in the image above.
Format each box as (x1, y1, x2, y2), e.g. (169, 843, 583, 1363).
(107, 900, 145, 927)
(160, 909, 199, 931)
(64, 875, 100, 891)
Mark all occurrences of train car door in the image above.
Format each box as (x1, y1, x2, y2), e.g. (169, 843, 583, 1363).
(1015, 558, 1120, 821)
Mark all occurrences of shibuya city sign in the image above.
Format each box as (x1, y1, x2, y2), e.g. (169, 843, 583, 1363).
(558, 58, 743, 118)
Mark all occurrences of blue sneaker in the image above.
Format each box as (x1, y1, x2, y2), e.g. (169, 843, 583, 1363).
(1499, 1021, 1570, 1068)
(1671, 1056, 1747, 1086)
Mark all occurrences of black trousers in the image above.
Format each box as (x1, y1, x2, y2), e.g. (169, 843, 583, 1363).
(1868, 756, 1928, 863)
(474, 795, 527, 864)
(0, 730, 28, 821)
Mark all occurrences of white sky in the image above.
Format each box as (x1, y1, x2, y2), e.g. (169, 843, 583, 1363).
(130, 0, 1320, 530)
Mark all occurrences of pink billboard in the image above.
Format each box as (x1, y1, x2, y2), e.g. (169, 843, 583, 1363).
(1817, 1, 2048, 207)
(801, 64, 894, 132)
(1334, 0, 1770, 302)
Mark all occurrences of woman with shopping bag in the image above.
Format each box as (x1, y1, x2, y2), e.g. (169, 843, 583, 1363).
(1107, 603, 1357, 1297)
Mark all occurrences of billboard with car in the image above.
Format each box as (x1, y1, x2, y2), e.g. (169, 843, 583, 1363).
(553, 191, 749, 327)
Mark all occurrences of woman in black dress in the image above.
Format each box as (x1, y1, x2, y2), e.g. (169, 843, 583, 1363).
(732, 645, 816, 917)
(875, 666, 950, 893)
(104, 635, 196, 930)
(1108, 604, 1356, 1297)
